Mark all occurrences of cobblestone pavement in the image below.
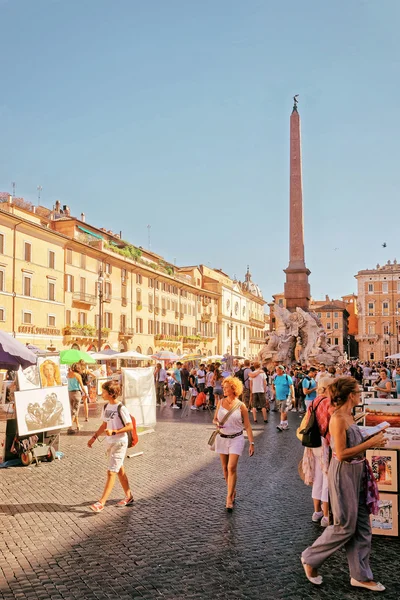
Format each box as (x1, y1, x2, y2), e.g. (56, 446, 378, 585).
(0, 403, 399, 600)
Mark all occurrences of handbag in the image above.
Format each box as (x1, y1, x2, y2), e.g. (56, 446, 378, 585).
(208, 400, 242, 451)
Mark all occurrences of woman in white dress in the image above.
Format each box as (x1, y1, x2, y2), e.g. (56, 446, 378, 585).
(213, 376, 254, 512)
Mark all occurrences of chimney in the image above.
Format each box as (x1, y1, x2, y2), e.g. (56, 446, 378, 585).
(81, 212, 85, 222)
(325, 295, 329, 302)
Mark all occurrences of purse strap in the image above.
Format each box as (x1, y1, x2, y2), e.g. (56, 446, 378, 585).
(218, 400, 242, 427)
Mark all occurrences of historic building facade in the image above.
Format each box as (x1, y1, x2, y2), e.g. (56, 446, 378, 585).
(0, 195, 265, 358)
(355, 261, 400, 361)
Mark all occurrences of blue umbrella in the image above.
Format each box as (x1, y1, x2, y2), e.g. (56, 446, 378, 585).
(0, 331, 37, 369)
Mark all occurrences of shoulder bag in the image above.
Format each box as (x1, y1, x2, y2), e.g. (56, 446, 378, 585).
(208, 400, 242, 451)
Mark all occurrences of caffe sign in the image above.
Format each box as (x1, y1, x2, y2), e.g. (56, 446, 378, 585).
(18, 325, 61, 336)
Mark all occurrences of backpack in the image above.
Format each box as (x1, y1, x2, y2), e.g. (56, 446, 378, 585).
(195, 391, 206, 407)
(235, 368, 245, 383)
(104, 402, 138, 448)
(297, 398, 324, 448)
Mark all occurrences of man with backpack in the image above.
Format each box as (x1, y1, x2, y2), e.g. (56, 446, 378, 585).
(272, 365, 294, 432)
(240, 359, 252, 409)
(302, 367, 318, 410)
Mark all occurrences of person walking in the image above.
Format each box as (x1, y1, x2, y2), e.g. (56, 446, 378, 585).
(272, 365, 294, 432)
(197, 364, 206, 393)
(154, 363, 167, 405)
(78, 360, 91, 421)
(248, 361, 268, 423)
(213, 376, 254, 511)
(87, 381, 134, 513)
(205, 364, 215, 409)
(67, 364, 87, 433)
(170, 362, 182, 408)
(211, 364, 224, 407)
(301, 377, 386, 591)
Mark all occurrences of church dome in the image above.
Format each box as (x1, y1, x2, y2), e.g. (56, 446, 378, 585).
(243, 266, 263, 298)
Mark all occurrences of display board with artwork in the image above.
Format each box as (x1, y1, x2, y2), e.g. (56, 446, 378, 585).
(15, 387, 71, 436)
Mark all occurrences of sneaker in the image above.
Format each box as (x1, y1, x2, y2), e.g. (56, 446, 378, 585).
(312, 511, 323, 522)
(321, 517, 329, 527)
(116, 496, 134, 508)
(190, 406, 197, 411)
(276, 425, 283, 432)
(282, 424, 289, 431)
(172, 405, 180, 409)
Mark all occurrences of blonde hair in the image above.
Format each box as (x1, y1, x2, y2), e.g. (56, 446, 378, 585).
(317, 377, 333, 394)
(223, 376, 243, 398)
(40, 359, 61, 386)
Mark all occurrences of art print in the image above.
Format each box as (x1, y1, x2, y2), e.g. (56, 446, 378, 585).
(37, 356, 62, 388)
(17, 365, 41, 391)
(371, 493, 398, 536)
(364, 403, 400, 428)
(15, 387, 71, 436)
(366, 449, 398, 492)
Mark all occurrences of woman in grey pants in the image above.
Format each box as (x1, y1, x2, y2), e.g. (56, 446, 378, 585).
(301, 377, 387, 592)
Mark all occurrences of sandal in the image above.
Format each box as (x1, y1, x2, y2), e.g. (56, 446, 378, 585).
(116, 496, 134, 508)
(90, 501, 104, 513)
(350, 579, 385, 592)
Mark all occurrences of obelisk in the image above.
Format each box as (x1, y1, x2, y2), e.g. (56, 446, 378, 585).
(284, 96, 311, 311)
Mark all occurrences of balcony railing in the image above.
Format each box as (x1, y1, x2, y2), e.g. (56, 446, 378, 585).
(72, 292, 97, 306)
(63, 326, 109, 340)
(249, 317, 265, 328)
(119, 327, 134, 338)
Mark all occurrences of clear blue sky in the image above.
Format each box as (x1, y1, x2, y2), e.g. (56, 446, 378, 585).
(1, 0, 399, 304)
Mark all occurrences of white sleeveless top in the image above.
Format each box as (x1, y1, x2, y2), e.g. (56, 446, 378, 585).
(217, 401, 243, 435)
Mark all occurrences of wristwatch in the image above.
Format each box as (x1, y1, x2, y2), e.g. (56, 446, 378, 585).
(250, 442, 255, 445)
(112, 431, 116, 436)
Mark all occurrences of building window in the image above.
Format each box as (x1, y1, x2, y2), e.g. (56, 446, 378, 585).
(0, 307, 4, 321)
(104, 262, 112, 275)
(334, 312, 339, 318)
(368, 283, 373, 293)
(104, 312, 112, 329)
(78, 312, 87, 326)
(0, 233, 4, 254)
(368, 302, 374, 316)
(136, 318, 143, 333)
(66, 249, 72, 264)
(105, 281, 112, 301)
(121, 269, 127, 284)
(243, 327, 246, 340)
(368, 323, 375, 334)
(24, 242, 32, 262)
(334, 337, 339, 345)
(48, 281, 55, 301)
(0, 269, 4, 292)
(136, 273, 142, 284)
(383, 302, 389, 316)
(66, 310, 71, 326)
(278, 299, 283, 307)
(370, 352, 374, 360)
(48, 251, 55, 269)
(334, 322, 339, 329)
(326, 312, 331, 318)
(382, 282, 388, 293)
(48, 314, 56, 327)
(149, 278, 154, 288)
(136, 289, 142, 305)
(148, 320, 154, 334)
(23, 311, 32, 324)
(80, 254, 86, 269)
(326, 322, 331, 329)
(65, 274, 74, 292)
(383, 324, 390, 335)
(23, 275, 32, 297)
(148, 293, 153, 311)
(317, 312, 321, 318)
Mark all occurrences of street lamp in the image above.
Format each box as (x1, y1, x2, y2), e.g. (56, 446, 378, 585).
(97, 270, 104, 352)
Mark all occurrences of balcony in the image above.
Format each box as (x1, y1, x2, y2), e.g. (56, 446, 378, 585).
(154, 334, 183, 347)
(63, 325, 109, 343)
(119, 327, 134, 339)
(72, 292, 97, 306)
(249, 316, 265, 328)
(355, 334, 379, 342)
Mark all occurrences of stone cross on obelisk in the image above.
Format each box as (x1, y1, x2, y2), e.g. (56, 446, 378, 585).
(284, 96, 311, 311)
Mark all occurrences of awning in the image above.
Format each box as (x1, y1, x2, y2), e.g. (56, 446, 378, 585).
(77, 226, 103, 240)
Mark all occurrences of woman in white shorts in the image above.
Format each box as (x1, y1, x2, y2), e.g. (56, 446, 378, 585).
(213, 376, 254, 512)
(87, 381, 134, 513)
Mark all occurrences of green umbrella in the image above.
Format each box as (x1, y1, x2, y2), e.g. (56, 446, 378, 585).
(60, 349, 96, 364)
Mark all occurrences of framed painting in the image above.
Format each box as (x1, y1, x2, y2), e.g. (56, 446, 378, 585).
(17, 365, 41, 391)
(37, 356, 62, 388)
(371, 493, 399, 536)
(364, 403, 400, 428)
(366, 449, 398, 492)
(15, 386, 71, 436)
